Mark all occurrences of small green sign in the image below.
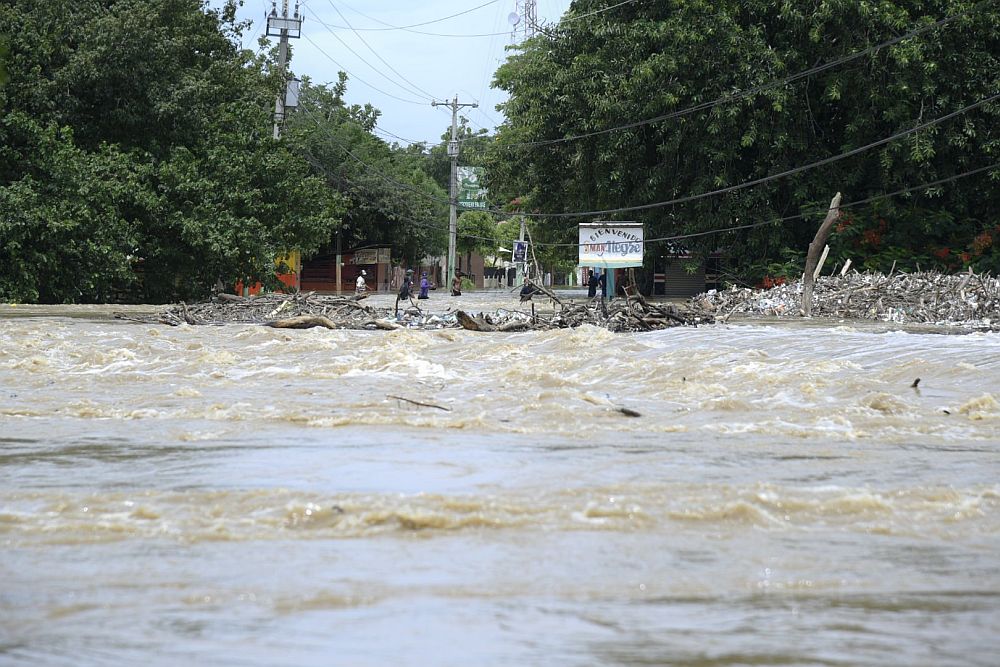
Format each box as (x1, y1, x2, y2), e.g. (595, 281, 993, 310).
(457, 167, 488, 210)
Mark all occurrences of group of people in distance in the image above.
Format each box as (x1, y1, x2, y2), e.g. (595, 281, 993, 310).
(367, 269, 607, 314)
(586, 269, 607, 298)
(392, 268, 466, 315)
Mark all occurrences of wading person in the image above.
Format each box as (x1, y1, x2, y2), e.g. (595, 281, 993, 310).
(451, 271, 463, 296)
(355, 269, 367, 296)
(598, 271, 607, 298)
(519, 279, 539, 303)
(418, 272, 430, 299)
(587, 270, 598, 298)
(395, 268, 416, 316)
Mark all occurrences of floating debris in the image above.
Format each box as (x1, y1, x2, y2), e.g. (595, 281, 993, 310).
(454, 282, 709, 332)
(116, 282, 711, 332)
(116, 292, 386, 329)
(694, 270, 999, 329)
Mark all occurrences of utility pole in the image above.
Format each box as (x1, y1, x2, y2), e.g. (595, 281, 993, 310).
(510, 0, 536, 286)
(516, 217, 527, 285)
(431, 95, 477, 291)
(267, 1, 303, 139)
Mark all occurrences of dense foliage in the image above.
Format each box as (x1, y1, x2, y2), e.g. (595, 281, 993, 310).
(0, 0, 341, 303)
(285, 75, 450, 266)
(487, 0, 1000, 282)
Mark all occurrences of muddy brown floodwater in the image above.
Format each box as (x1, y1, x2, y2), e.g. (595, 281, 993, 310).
(1, 291, 998, 666)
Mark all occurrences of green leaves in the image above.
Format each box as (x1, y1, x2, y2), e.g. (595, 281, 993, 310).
(0, 0, 339, 302)
(486, 0, 1000, 280)
(284, 79, 450, 266)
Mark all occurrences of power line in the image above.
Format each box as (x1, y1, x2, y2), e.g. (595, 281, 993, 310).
(300, 126, 998, 252)
(294, 82, 997, 228)
(324, 0, 504, 31)
(308, 12, 436, 101)
(370, 125, 437, 146)
(301, 33, 428, 104)
(519, 163, 1000, 247)
(489, 3, 987, 148)
(294, 100, 999, 255)
(475, 3, 508, 128)
(316, 0, 640, 38)
(324, 0, 443, 101)
(298, 104, 457, 208)
(513, 91, 1000, 218)
(293, 87, 999, 247)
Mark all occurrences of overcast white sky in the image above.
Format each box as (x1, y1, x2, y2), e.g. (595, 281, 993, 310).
(221, 0, 573, 146)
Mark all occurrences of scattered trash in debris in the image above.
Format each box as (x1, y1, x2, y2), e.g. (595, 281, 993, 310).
(694, 270, 999, 329)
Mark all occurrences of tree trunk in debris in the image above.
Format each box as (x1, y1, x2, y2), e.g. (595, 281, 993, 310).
(456, 310, 495, 332)
(265, 315, 338, 329)
(802, 192, 843, 317)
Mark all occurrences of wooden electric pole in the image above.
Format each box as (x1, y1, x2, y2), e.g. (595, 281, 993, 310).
(431, 95, 477, 291)
(267, 1, 303, 139)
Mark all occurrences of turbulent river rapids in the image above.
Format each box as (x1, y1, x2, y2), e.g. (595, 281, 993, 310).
(1, 292, 998, 666)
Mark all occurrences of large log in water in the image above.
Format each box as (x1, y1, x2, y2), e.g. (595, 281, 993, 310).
(265, 315, 339, 329)
(802, 193, 842, 317)
(456, 310, 495, 332)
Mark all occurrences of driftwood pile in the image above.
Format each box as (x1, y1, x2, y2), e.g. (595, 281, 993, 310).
(115, 283, 711, 332)
(455, 282, 710, 333)
(696, 270, 999, 328)
(115, 292, 402, 330)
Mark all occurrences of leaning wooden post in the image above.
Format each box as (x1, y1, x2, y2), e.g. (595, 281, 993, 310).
(801, 192, 842, 317)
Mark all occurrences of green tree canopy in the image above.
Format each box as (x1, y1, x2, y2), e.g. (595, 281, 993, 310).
(487, 0, 1000, 279)
(285, 75, 449, 266)
(457, 210, 498, 258)
(0, 0, 341, 302)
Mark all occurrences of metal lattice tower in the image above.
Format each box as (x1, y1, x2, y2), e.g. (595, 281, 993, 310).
(510, 0, 538, 40)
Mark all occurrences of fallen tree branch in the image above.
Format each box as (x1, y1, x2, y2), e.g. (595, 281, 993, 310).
(265, 315, 338, 329)
(386, 395, 451, 411)
(802, 192, 842, 317)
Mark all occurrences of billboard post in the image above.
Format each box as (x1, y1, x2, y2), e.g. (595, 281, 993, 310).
(578, 222, 644, 297)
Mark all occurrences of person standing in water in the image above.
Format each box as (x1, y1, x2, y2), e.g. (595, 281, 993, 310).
(451, 271, 463, 296)
(587, 270, 598, 298)
(395, 268, 416, 316)
(418, 272, 430, 299)
(355, 269, 367, 295)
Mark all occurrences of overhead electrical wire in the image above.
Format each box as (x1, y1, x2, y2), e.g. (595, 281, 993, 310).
(512, 91, 1000, 218)
(325, 0, 504, 32)
(317, 0, 641, 38)
(298, 131, 999, 250)
(293, 85, 998, 247)
(370, 126, 436, 146)
(297, 104, 457, 208)
(308, 12, 436, 101)
(301, 34, 429, 104)
(527, 163, 1000, 247)
(474, 2, 508, 129)
(293, 94, 998, 246)
(294, 87, 998, 222)
(324, 0, 443, 101)
(486, 3, 986, 148)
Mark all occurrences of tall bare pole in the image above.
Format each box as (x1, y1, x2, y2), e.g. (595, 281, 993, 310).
(511, 0, 536, 286)
(267, 1, 303, 139)
(431, 95, 477, 290)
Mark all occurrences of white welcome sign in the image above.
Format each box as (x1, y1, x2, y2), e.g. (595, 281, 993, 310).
(578, 222, 644, 268)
